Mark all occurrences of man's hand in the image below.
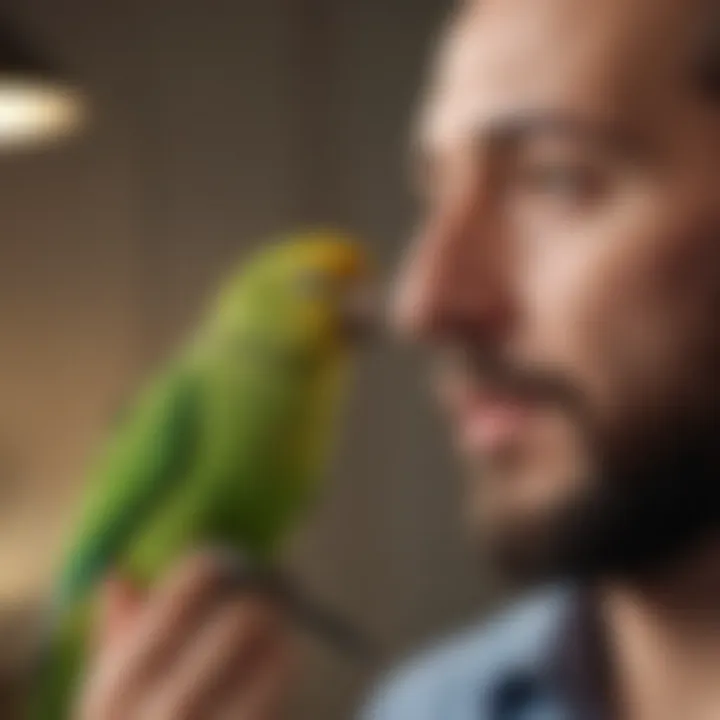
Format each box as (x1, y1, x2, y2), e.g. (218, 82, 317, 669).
(77, 553, 291, 720)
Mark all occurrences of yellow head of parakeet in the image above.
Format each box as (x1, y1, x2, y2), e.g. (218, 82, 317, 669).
(207, 229, 374, 361)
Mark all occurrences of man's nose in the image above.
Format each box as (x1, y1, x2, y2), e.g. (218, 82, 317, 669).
(391, 200, 513, 344)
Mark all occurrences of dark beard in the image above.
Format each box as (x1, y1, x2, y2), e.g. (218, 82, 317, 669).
(486, 412, 720, 586)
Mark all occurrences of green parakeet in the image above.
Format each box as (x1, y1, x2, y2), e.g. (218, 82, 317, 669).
(33, 230, 372, 720)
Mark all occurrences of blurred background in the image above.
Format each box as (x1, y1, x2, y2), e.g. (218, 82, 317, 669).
(0, 1, 496, 717)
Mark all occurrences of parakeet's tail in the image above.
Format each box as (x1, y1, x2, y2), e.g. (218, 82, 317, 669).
(30, 602, 92, 720)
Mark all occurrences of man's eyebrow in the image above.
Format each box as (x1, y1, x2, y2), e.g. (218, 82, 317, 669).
(484, 111, 648, 158)
(409, 111, 649, 190)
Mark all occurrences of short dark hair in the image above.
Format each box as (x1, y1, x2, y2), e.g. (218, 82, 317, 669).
(691, 3, 720, 99)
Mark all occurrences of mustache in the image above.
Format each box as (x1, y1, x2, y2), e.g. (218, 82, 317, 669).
(434, 346, 586, 412)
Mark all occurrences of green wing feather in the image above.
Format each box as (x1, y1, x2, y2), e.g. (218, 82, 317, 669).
(32, 361, 200, 720)
(56, 359, 200, 609)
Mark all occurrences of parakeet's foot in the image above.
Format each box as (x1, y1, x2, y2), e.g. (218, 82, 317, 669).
(210, 552, 379, 664)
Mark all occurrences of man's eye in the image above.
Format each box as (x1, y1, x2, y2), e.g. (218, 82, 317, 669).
(516, 163, 602, 202)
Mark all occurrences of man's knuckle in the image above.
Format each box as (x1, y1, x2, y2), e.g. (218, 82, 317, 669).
(181, 554, 224, 592)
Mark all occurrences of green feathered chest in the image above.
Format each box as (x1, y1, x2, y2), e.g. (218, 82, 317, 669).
(122, 340, 346, 577)
(197, 345, 326, 554)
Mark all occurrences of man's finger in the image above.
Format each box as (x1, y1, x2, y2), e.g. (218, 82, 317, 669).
(87, 553, 235, 711)
(98, 574, 144, 650)
(214, 642, 291, 720)
(141, 596, 283, 720)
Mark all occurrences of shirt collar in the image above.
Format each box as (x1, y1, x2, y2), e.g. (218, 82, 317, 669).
(490, 584, 609, 720)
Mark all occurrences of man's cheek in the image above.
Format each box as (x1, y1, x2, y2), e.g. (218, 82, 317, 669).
(517, 237, 621, 414)
(575, 217, 717, 433)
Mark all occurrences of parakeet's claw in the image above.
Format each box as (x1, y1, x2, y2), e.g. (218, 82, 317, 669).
(221, 561, 379, 665)
(283, 582, 380, 665)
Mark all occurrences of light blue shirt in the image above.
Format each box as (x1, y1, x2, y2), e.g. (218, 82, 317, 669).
(361, 586, 607, 720)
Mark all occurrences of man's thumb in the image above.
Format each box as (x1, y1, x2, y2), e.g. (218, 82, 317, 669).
(97, 573, 143, 651)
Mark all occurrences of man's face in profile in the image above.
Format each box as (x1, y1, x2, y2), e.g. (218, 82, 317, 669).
(394, 0, 719, 582)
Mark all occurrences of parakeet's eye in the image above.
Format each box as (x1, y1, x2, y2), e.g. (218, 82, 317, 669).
(294, 270, 337, 299)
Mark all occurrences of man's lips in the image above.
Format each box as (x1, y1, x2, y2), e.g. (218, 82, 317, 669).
(455, 393, 535, 454)
(435, 372, 536, 454)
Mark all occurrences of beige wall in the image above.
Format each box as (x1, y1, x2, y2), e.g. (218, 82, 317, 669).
(0, 2, 493, 717)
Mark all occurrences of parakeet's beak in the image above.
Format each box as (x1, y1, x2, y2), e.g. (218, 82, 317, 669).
(341, 282, 378, 341)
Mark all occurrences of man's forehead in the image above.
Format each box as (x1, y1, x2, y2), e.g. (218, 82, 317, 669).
(416, 0, 694, 155)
